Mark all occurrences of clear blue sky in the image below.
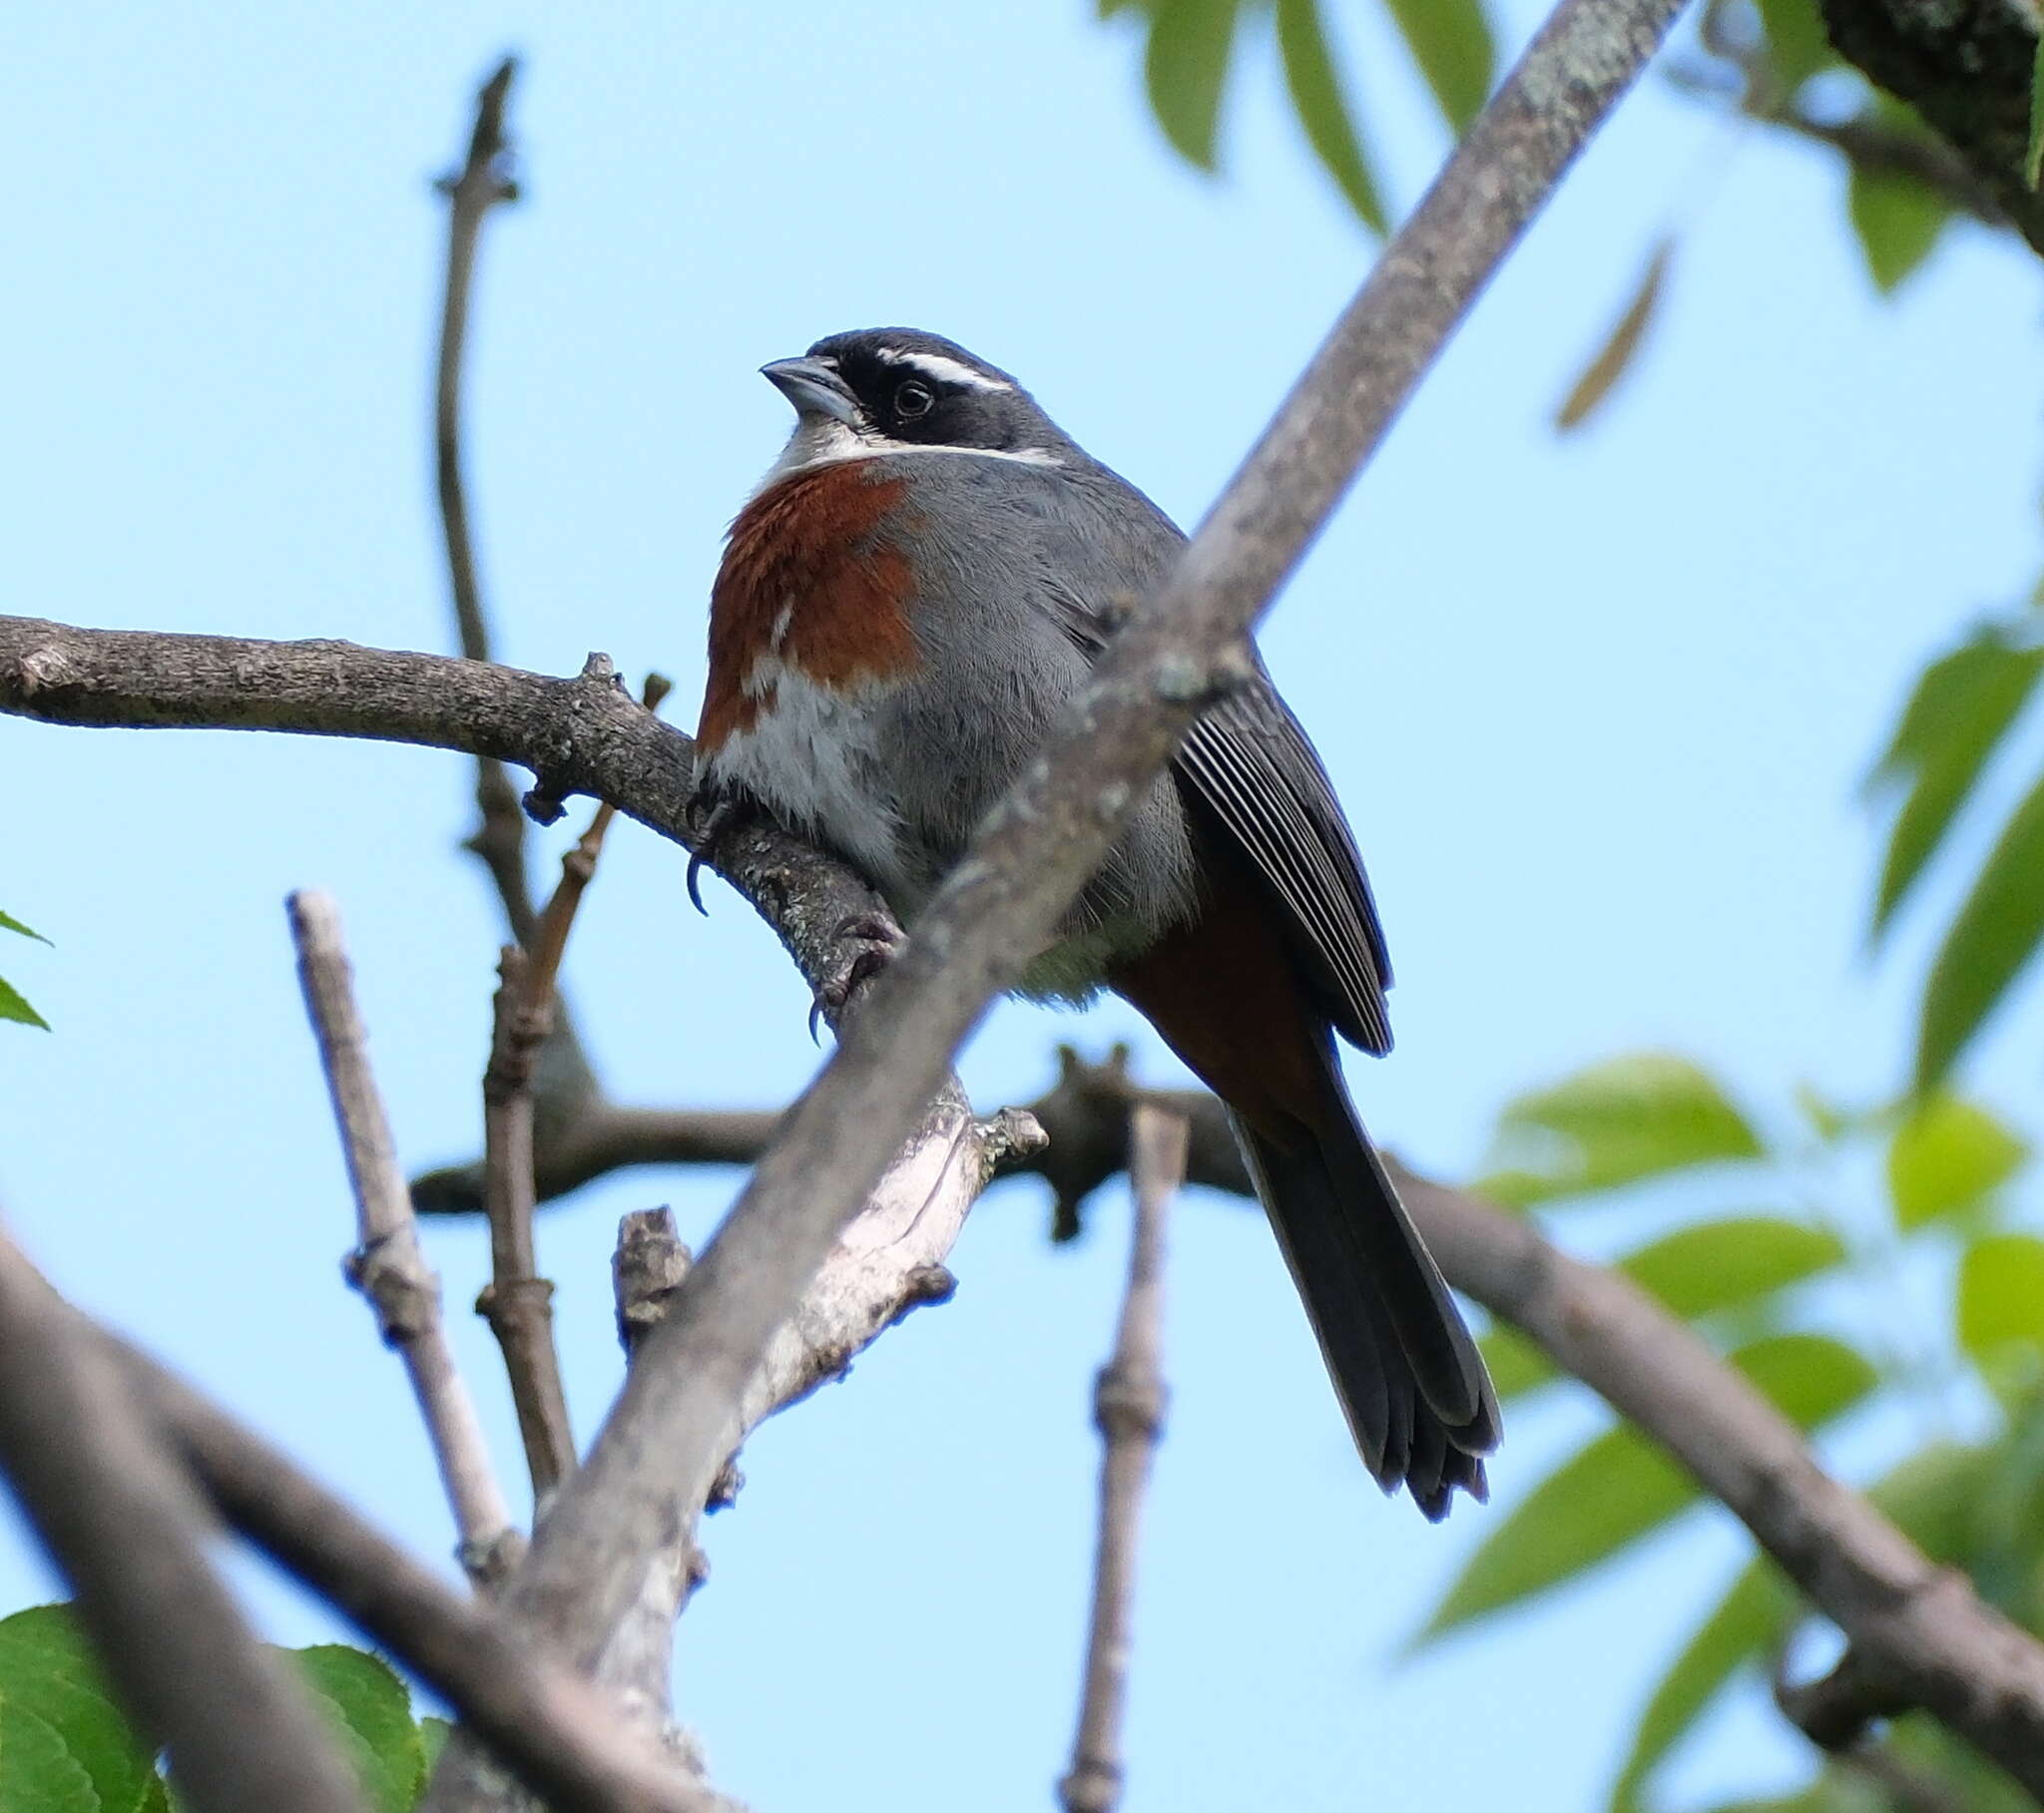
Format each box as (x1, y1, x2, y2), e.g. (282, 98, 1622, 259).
(5, 3, 2043, 1808)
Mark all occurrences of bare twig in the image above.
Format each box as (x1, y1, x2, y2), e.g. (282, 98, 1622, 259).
(600, 1210, 707, 1738)
(613, 1209, 691, 1358)
(0, 1230, 368, 1813)
(480, 941, 577, 1498)
(432, 55, 534, 941)
(287, 889, 521, 1583)
(1663, 26, 2007, 227)
(1769, 1643, 1966, 1812)
(1060, 1107, 1187, 1813)
(69, 1326, 727, 1813)
(476, 680, 668, 1498)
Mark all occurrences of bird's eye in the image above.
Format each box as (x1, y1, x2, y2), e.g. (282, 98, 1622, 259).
(893, 379, 934, 420)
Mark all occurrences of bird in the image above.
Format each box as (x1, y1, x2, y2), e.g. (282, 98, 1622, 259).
(694, 327, 1499, 1516)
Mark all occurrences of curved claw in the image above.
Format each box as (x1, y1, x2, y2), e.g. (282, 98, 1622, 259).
(805, 914, 908, 1042)
(685, 790, 754, 917)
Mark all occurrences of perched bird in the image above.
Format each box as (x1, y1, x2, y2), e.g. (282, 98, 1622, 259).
(695, 328, 1499, 1516)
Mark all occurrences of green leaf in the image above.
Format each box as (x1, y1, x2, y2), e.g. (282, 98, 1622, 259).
(1275, 0, 1388, 232)
(1609, 1444, 1982, 1811)
(1477, 1054, 1766, 1208)
(1486, 1218, 1844, 1403)
(1419, 1423, 1694, 1639)
(1143, 0, 1242, 170)
(1421, 1334, 1874, 1639)
(1918, 769, 2044, 1089)
(1959, 1234, 2044, 1360)
(289, 1646, 420, 1813)
(0, 1700, 102, 1813)
(1753, 0, 1833, 92)
(1479, 1323, 1558, 1400)
(1870, 1441, 1991, 1560)
(0, 978, 49, 1031)
(0, 1604, 158, 1813)
(1847, 164, 1952, 293)
(1887, 1095, 2028, 1229)
(418, 1716, 451, 1775)
(1622, 1216, 1845, 1317)
(1607, 1560, 1797, 1810)
(1382, 0, 1495, 132)
(1866, 624, 2044, 940)
(1556, 240, 1672, 433)
(0, 913, 48, 945)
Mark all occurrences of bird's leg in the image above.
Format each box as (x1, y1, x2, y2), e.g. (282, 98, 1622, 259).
(808, 912, 909, 1041)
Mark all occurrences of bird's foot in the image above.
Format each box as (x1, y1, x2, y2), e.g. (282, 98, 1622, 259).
(685, 787, 758, 915)
(808, 912, 908, 1041)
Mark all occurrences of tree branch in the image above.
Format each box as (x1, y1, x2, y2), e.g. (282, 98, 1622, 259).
(432, 1049, 2044, 1800)
(287, 889, 522, 1583)
(1819, 0, 2044, 255)
(71, 1325, 724, 1813)
(432, 54, 536, 943)
(1403, 1169, 2044, 1802)
(480, 941, 577, 1500)
(1060, 1106, 1187, 1813)
(0, 1230, 369, 1813)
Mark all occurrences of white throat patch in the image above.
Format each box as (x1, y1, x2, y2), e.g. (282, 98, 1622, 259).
(756, 417, 1061, 494)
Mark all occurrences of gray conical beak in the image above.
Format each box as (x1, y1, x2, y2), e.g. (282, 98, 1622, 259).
(762, 357, 859, 425)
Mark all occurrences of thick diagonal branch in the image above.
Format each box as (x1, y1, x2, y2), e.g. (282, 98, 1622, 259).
(86, 1325, 723, 1813)
(0, 1232, 368, 1813)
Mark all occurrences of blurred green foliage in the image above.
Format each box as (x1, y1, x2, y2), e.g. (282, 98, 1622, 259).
(1433, 1053, 2044, 1809)
(1111, 0, 2044, 1086)
(1105, 47, 2044, 1799)
(0, 911, 49, 1031)
(0, 1605, 447, 1810)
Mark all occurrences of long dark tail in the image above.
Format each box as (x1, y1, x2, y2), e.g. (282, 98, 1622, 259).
(1236, 1058, 1499, 1519)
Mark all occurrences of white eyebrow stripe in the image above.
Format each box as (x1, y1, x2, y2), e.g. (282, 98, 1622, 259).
(875, 348, 1016, 393)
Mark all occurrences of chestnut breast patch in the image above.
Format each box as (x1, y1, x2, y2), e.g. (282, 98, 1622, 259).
(699, 461, 920, 751)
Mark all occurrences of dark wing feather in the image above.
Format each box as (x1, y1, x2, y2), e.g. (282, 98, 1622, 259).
(1176, 684, 1393, 1054)
(1038, 573, 1393, 1056)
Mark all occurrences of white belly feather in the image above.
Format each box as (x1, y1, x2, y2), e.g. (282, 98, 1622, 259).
(703, 657, 911, 904)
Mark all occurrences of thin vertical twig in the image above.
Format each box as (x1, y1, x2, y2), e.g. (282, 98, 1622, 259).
(476, 702, 664, 1501)
(1060, 1106, 1189, 1813)
(433, 55, 534, 941)
(0, 1229, 368, 1813)
(480, 944, 577, 1498)
(287, 890, 522, 1584)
